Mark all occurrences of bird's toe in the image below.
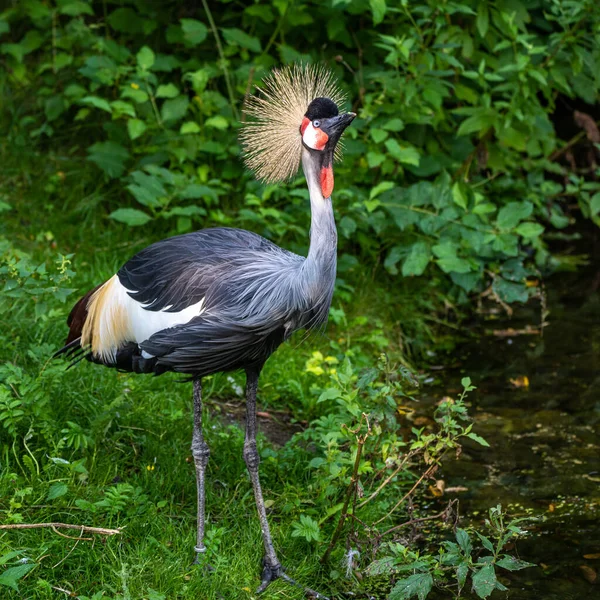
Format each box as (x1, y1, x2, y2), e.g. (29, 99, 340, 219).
(256, 558, 284, 593)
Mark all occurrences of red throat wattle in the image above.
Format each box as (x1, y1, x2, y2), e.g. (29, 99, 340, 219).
(320, 165, 334, 198)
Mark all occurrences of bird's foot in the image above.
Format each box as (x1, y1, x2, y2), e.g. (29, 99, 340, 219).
(256, 558, 329, 599)
(256, 559, 284, 594)
(193, 545, 214, 572)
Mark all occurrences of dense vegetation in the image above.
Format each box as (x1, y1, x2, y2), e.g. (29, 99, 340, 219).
(1, 0, 598, 598)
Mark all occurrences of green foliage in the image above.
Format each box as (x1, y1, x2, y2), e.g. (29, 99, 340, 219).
(1, 0, 599, 310)
(0, 238, 76, 320)
(373, 505, 534, 600)
(0, 551, 37, 592)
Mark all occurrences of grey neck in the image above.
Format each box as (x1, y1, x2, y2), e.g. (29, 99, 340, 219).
(299, 148, 337, 319)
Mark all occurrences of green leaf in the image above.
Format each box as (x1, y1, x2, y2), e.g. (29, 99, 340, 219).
(515, 222, 544, 238)
(385, 139, 420, 166)
(317, 388, 341, 403)
(496, 555, 535, 571)
(383, 117, 404, 132)
(180, 121, 200, 134)
(461, 376, 472, 388)
(492, 277, 529, 303)
(136, 46, 155, 70)
(466, 432, 490, 446)
(179, 184, 217, 201)
(155, 83, 180, 98)
(402, 242, 431, 276)
(205, 115, 229, 130)
(457, 562, 468, 590)
(475, 531, 495, 552)
(452, 182, 468, 210)
(496, 201, 533, 229)
(389, 573, 433, 600)
(180, 19, 208, 45)
(456, 528, 472, 555)
(434, 249, 472, 274)
(0, 563, 36, 591)
(127, 119, 147, 140)
(222, 28, 261, 53)
(110, 100, 136, 118)
(384, 246, 404, 275)
(87, 141, 130, 178)
(58, 1, 94, 16)
(370, 181, 394, 200)
(291, 514, 321, 542)
(0, 552, 23, 567)
(589, 192, 600, 216)
(476, 3, 489, 37)
(161, 96, 189, 122)
(370, 128, 388, 143)
(121, 87, 149, 104)
(107, 8, 143, 33)
(369, 0, 387, 25)
(45, 96, 66, 121)
(471, 564, 497, 599)
(47, 482, 68, 500)
(457, 108, 496, 136)
(367, 151, 385, 168)
(109, 208, 151, 226)
(81, 96, 112, 113)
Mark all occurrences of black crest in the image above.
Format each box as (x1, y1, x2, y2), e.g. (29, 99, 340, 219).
(305, 97, 339, 120)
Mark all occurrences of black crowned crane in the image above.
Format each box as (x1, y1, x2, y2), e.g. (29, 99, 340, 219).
(57, 64, 354, 595)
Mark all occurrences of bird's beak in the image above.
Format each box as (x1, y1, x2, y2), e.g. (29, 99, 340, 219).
(325, 112, 356, 146)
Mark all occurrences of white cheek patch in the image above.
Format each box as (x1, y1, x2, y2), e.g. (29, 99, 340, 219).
(302, 122, 328, 151)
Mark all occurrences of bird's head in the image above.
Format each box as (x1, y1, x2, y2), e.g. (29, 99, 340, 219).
(240, 64, 355, 198)
(300, 98, 355, 197)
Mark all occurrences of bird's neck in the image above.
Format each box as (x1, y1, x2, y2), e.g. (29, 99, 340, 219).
(301, 147, 337, 302)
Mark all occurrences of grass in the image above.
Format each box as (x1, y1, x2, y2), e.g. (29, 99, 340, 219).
(1, 371, 331, 599)
(0, 150, 460, 598)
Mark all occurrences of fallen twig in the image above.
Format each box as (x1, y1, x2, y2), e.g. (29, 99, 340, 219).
(0, 522, 121, 536)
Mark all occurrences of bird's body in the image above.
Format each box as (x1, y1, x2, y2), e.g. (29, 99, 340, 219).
(65, 223, 334, 377)
(57, 64, 353, 597)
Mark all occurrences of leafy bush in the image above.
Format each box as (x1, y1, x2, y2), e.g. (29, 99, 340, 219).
(1, 0, 599, 310)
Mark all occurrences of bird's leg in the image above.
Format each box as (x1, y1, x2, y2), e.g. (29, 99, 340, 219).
(191, 378, 211, 565)
(243, 369, 330, 599)
(243, 368, 284, 590)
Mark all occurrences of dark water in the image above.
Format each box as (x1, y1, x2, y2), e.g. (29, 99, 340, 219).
(430, 272, 600, 598)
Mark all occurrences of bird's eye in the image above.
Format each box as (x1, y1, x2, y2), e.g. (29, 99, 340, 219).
(313, 120, 321, 128)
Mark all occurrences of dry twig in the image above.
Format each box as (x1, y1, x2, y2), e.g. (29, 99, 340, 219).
(0, 522, 122, 536)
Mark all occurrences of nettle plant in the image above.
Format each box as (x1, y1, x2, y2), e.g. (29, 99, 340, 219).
(1, 0, 600, 310)
(274, 357, 533, 596)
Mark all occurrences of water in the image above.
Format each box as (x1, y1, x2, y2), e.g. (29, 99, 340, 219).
(430, 271, 600, 598)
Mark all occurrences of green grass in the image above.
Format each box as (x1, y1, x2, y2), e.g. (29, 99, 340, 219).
(1, 373, 332, 599)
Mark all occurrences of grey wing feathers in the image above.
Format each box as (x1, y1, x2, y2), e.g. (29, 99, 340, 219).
(140, 317, 286, 377)
(117, 227, 284, 312)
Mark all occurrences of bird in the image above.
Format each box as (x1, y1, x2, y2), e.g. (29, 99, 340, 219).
(56, 63, 355, 595)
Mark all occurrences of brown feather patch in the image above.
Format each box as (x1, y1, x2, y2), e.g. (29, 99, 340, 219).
(65, 282, 103, 345)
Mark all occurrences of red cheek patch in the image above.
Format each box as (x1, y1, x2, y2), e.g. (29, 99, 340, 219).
(320, 165, 334, 198)
(300, 117, 309, 135)
(314, 129, 329, 150)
